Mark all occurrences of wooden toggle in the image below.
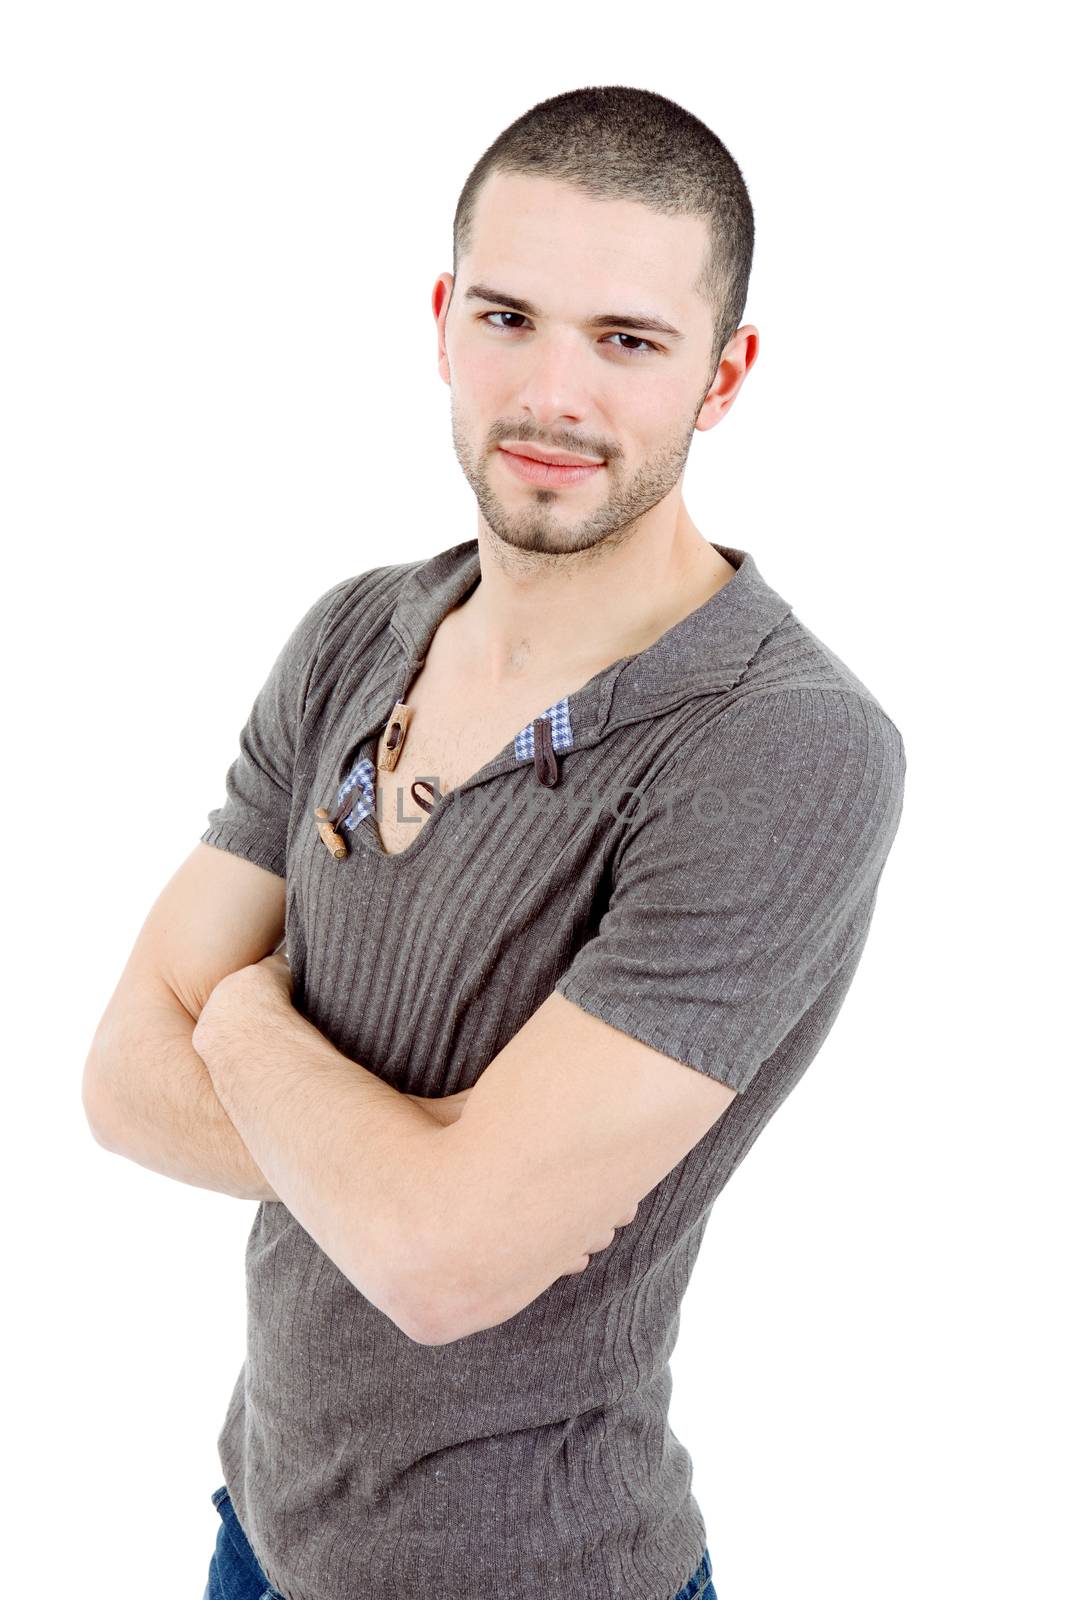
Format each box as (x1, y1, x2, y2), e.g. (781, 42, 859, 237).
(378, 700, 413, 772)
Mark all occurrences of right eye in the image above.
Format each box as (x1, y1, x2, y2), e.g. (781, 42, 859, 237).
(482, 311, 528, 332)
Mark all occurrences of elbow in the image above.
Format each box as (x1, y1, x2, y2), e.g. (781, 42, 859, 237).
(386, 1132, 561, 1347)
(406, 1279, 544, 1347)
(385, 1207, 503, 1348)
(396, 1240, 527, 1348)
(388, 1249, 485, 1348)
(399, 1219, 634, 1346)
(81, 1052, 119, 1151)
(82, 1001, 130, 1152)
(402, 1310, 464, 1348)
(401, 1296, 500, 1349)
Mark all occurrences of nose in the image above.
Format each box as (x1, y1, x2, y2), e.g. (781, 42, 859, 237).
(511, 332, 598, 432)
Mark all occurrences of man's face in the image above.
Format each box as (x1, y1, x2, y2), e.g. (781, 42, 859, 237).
(437, 171, 725, 558)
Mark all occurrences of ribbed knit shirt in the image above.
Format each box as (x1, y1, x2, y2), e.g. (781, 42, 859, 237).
(201, 536, 907, 1600)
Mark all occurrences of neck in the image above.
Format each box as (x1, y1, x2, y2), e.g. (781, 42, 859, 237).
(454, 508, 737, 692)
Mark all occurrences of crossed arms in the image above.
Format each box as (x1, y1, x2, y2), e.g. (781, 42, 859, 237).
(82, 844, 736, 1347)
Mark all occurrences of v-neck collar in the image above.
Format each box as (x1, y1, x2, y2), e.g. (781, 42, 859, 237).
(386, 535, 794, 745)
(320, 534, 795, 857)
(335, 692, 576, 842)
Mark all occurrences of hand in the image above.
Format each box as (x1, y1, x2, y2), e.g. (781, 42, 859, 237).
(251, 948, 294, 1007)
(192, 949, 293, 1075)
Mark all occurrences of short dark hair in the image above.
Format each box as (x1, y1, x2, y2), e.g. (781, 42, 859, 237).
(453, 85, 755, 380)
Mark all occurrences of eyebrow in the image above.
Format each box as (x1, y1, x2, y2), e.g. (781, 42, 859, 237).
(464, 283, 684, 342)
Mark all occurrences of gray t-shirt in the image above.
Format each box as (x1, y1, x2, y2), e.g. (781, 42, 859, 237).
(201, 536, 906, 1600)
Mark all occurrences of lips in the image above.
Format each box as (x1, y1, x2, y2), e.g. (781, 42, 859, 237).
(504, 445, 603, 467)
(499, 449, 605, 488)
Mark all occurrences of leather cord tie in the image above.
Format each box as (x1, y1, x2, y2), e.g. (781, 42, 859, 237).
(410, 779, 436, 815)
(533, 716, 559, 787)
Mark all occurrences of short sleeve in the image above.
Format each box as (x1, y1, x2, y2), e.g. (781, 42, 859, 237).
(200, 578, 352, 878)
(553, 688, 907, 1093)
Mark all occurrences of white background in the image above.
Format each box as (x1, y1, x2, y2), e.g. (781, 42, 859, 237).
(3, 4, 1062, 1597)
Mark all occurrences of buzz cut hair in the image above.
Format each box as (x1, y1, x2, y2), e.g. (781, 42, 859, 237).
(453, 85, 756, 381)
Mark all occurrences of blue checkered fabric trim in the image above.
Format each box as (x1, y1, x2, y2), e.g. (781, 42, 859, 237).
(336, 697, 574, 836)
(513, 695, 574, 762)
(337, 755, 377, 834)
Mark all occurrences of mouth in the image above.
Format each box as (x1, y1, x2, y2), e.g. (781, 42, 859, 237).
(498, 448, 605, 488)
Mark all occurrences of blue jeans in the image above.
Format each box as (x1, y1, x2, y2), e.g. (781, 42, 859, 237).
(204, 1485, 285, 1600)
(205, 1482, 718, 1599)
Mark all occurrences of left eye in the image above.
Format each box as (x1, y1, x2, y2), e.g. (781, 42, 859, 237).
(482, 311, 655, 357)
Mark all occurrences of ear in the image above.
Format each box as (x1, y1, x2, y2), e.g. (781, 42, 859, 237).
(433, 274, 454, 385)
(693, 323, 759, 433)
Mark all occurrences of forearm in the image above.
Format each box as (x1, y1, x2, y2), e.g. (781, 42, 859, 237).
(197, 994, 450, 1337)
(84, 981, 284, 1202)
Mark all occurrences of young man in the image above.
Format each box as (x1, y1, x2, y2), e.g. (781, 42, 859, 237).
(84, 87, 905, 1600)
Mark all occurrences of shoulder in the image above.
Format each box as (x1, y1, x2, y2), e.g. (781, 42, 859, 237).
(290, 556, 422, 677)
(311, 558, 421, 646)
(657, 663, 906, 871)
(730, 605, 906, 759)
